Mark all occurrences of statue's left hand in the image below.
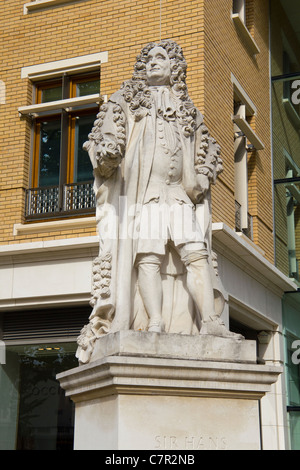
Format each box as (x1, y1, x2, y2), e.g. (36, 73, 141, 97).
(197, 173, 210, 192)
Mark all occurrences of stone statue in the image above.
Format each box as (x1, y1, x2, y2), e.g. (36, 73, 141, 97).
(76, 40, 240, 364)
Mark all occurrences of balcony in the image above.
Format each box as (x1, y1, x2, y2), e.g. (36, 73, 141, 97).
(25, 182, 95, 219)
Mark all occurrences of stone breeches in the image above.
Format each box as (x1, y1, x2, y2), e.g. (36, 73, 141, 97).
(136, 184, 205, 255)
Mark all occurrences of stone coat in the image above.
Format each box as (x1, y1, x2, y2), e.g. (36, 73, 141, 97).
(76, 85, 225, 363)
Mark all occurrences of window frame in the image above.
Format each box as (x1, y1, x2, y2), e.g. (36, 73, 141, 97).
(231, 75, 264, 239)
(25, 72, 101, 221)
(232, 0, 260, 56)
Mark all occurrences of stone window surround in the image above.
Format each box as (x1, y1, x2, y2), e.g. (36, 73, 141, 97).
(231, 0, 260, 56)
(23, 0, 81, 15)
(17, 52, 108, 234)
(21, 52, 108, 81)
(231, 75, 263, 236)
(19, 52, 108, 114)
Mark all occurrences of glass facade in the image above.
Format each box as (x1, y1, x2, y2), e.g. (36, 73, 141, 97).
(282, 292, 300, 450)
(271, 0, 300, 282)
(271, 0, 300, 450)
(0, 342, 77, 450)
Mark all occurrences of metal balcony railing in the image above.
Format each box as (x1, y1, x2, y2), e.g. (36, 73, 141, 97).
(25, 182, 95, 218)
(64, 182, 95, 212)
(26, 186, 60, 216)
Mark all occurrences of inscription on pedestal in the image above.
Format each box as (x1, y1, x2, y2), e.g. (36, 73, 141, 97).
(155, 435, 228, 450)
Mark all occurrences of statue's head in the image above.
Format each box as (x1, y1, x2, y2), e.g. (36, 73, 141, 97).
(120, 39, 196, 135)
(133, 40, 188, 90)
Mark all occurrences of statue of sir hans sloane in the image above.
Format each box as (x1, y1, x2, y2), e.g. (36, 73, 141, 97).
(76, 40, 240, 364)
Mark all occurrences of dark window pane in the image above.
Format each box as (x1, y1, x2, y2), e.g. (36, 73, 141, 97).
(76, 80, 100, 97)
(0, 343, 77, 450)
(41, 86, 62, 103)
(73, 114, 94, 182)
(38, 119, 61, 187)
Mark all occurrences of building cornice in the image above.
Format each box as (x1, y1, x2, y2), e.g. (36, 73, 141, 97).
(212, 222, 297, 295)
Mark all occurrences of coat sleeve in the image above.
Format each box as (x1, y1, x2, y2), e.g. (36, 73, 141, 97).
(83, 91, 126, 181)
(193, 120, 223, 202)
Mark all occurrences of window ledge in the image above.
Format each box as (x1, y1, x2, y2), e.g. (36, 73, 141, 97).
(232, 13, 260, 56)
(232, 115, 264, 150)
(24, 0, 79, 14)
(283, 98, 300, 130)
(18, 94, 105, 116)
(13, 216, 96, 236)
(21, 52, 108, 81)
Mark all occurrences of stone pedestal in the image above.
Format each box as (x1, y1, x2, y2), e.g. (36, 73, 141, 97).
(57, 331, 282, 450)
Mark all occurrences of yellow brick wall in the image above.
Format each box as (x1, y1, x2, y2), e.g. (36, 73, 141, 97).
(203, 0, 274, 262)
(0, 0, 274, 264)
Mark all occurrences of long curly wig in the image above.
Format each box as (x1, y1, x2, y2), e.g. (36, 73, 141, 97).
(120, 40, 197, 136)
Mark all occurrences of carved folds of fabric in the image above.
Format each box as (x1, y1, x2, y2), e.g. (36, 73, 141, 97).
(120, 78, 197, 134)
(87, 103, 108, 145)
(88, 102, 127, 178)
(90, 253, 112, 307)
(88, 102, 126, 152)
(195, 124, 223, 183)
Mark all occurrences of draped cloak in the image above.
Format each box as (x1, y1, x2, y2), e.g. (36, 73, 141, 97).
(76, 87, 227, 363)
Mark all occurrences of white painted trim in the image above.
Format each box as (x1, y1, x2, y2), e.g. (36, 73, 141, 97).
(231, 74, 257, 116)
(18, 94, 103, 116)
(13, 216, 96, 236)
(232, 114, 265, 150)
(21, 52, 108, 80)
(232, 13, 260, 56)
(24, 0, 80, 15)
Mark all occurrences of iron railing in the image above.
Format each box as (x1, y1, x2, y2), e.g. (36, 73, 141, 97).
(26, 186, 60, 216)
(25, 182, 95, 218)
(64, 182, 95, 212)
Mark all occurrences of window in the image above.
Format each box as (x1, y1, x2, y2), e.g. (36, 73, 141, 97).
(0, 307, 90, 450)
(231, 75, 264, 239)
(232, 0, 260, 55)
(233, 0, 246, 23)
(23, 73, 101, 219)
(0, 342, 77, 450)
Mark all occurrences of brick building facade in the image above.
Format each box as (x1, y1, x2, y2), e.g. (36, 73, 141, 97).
(0, 0, 300, 450)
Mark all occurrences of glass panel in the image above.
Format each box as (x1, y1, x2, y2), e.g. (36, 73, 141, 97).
(41, 86, 62, 103)
(38, 119, 61, 187)
(76, 80, 100, 97)
(288, 411, 300, 450)
(274, 180, 300, 280)
(0, 343, 77, 450)
(272, 80, 300, 182)
(285, 334, 300, 406)
(0, 351, 20, 449)
(271, 0, 300, 282)
(73, 114, 94, 182)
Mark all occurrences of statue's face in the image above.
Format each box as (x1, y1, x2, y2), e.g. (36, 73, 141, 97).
(145, 46, 171, 86)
